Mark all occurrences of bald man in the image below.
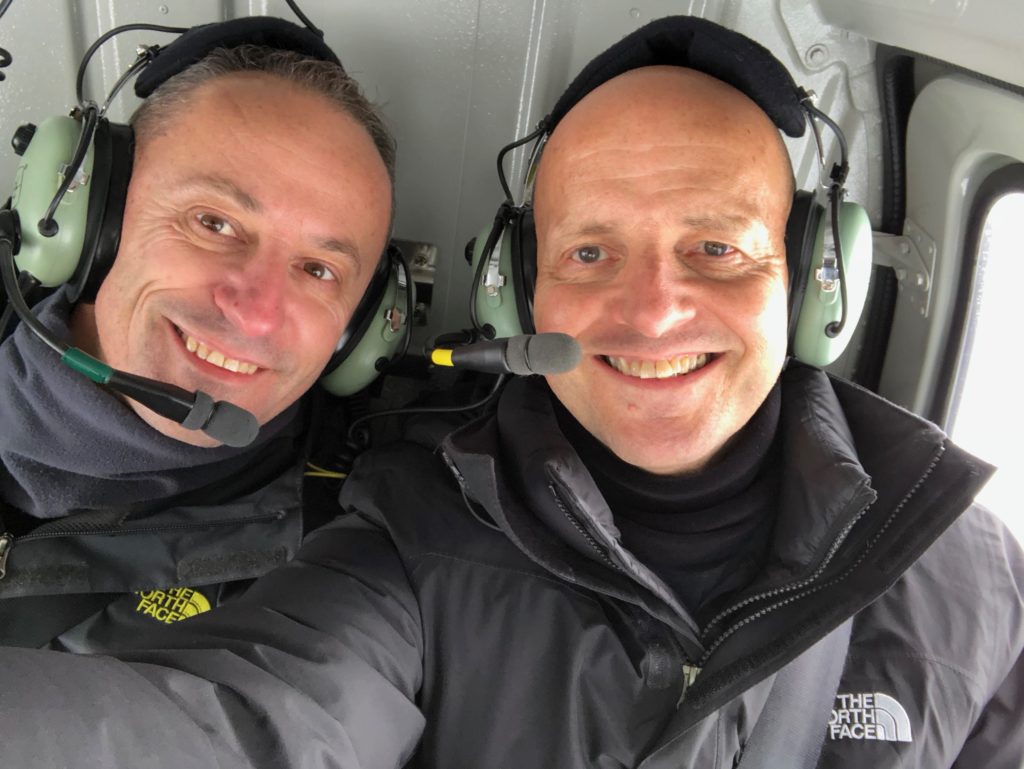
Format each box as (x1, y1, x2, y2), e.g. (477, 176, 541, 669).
(0, 17, 1020, 769)
(532, 65, 794, 477)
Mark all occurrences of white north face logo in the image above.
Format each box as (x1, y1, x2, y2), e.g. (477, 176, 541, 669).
(828, 692, 912, 742)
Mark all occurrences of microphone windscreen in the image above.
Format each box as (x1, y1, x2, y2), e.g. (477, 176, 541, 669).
(203, 400, 260, 447)
(523, 333, 582, 375)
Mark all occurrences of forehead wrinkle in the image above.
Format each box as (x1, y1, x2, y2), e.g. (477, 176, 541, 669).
(179, 173, 262, 213)
(556, 144, 777, 202)
(681, 212, 758, 231)
(544, 220, 617, 243)
(561, 134, 770, 159)
(550, 180, 762, 227)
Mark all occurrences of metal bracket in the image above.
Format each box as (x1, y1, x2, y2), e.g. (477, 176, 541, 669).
(871, 220, 937, 317)
(57, 162, 90, 193)
(483, 229, 507, 297)
(384, 307, 404, 333)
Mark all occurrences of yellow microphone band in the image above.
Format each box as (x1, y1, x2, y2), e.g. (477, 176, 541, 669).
(431, 348, 454, 367)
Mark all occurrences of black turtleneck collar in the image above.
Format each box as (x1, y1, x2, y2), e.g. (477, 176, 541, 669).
(552, 380, 783, 613)
(554, 383, 781, 517)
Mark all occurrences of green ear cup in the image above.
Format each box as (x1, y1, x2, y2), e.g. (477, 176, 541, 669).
(320, 261, 408, 396)
(10, 116, 95, 286)
(792, 201, 873, 367)
(470, 221, 525, 339)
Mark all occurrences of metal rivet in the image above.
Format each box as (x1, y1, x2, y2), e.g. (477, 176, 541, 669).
(805, 44, 829, 67)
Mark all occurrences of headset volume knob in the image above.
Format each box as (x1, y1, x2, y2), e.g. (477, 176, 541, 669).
(11, 124, 36, 156)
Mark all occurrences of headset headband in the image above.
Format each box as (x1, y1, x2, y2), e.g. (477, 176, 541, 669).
(135, 16, 341, 98)
(543, 16, 806, 138)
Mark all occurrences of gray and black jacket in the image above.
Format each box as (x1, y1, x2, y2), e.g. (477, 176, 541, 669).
(0, 460, 305, 650)
(0, 363, 1020, 769)
(0, 290, 308, 650)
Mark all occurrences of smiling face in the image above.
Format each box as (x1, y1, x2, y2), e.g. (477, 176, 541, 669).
(72, 73, 392, 445)
(532, 66, 794, 475)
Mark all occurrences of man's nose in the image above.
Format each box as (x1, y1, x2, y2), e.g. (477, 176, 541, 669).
(612, 253, 697, 338)
(212, 250, 286, 337)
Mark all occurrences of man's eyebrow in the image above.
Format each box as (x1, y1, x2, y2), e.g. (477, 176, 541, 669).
(181, 174, 362, 270)
(314, 236, 362, 268)
(181, 174, 262, 213)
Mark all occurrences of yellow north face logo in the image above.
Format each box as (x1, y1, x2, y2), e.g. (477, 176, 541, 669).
(134, 587, 212, 624)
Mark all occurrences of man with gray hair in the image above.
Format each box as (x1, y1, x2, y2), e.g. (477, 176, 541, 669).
(0, 17, 397, 649)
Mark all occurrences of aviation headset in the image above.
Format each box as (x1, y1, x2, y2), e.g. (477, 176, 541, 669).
(4, 16, 410, 397)
(469, 15, 873, 368)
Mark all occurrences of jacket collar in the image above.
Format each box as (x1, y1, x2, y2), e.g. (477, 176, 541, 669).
(0, 459, 304, 599)
(443, 363, 992, 632)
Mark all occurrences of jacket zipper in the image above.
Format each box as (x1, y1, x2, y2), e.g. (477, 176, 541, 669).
(698, 498, 874, 661)
(698, 443, 945, 666)
(550, 482, 711, 706)
(678, 663, 702, 706)
(0, 511, 286, 582)
(547, 482, 621, 571)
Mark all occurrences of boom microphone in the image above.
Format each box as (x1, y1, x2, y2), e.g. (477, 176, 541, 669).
(1, 215, 259, 447)
(430, 333, 581, 376)
(104, 368, 259, 447)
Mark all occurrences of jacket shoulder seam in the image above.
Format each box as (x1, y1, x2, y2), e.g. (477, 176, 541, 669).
(845, 650, 984, 689)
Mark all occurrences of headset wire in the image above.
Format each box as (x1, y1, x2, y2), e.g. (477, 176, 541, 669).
(346, 372, 507, 447)
(75, 22, 188, 106)
(800, 92, 852, 338)
(469, 125, 546, 334)
(0, 219, 62, 355)
(36, 103, 99, 237)
(284, 0, 324, 38)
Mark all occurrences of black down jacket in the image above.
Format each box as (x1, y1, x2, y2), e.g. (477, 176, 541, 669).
(0, 363, 1020, 769)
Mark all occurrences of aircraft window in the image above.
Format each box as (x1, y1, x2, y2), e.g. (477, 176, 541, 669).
(946, 188, 1024, 544)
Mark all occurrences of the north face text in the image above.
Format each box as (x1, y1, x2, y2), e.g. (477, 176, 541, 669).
(829, 692, 913, 742)
(134, 588, 211, 624)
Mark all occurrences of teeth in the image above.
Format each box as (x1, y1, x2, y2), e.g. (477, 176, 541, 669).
(606, 353, 709, 380)
(177, 329, 258, 375)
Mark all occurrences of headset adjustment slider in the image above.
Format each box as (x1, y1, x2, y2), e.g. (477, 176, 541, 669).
(57, 161, 90, 192)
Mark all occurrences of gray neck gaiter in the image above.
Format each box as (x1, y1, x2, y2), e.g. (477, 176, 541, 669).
(0, 290, 300, 520)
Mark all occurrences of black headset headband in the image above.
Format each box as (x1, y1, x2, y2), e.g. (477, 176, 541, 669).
(543, 15, 806, 138)
(134, 16, 341, 98)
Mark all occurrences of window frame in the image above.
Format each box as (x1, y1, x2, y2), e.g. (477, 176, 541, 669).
(932, 164, 1024, 429)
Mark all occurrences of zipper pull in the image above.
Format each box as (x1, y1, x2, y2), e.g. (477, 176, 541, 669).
(677, 663, 702, 706)
(0, 533, 12, 580)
